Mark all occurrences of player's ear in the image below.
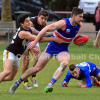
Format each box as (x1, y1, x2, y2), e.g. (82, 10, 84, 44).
(72, 14, 75, 18)
(77, 68, 80, 71)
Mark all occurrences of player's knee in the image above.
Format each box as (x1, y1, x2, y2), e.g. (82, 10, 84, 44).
(34, 67, 41, 73)
(23, 61, 29, 67)
(63, 62, 68, 67)
(96, 74, 100, 81)
(58, 61, 68, 72)
(34, 56, 39, 61)
(8, 77, 14, 81)
(61, 60, 69, 66)
(4, 70, 12, 76)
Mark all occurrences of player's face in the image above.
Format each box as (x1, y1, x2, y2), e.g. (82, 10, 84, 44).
(70, 68, 80, 78)
(21, 17, 31, 29)
(74, 13, 83, 25)
(38, 15, 48, 26)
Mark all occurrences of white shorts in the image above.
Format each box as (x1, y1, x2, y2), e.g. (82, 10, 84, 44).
(36, 42, 40, 47)
(24, 42, 40, 52)
(3, 50, 20, 68)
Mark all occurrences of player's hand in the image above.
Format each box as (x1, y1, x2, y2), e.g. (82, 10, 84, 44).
(81, 42, 85, 46)
(53, 37, 63, 44)
(93, 41, 99, 48)
(77, 81, 82, 87)
(62, 82, 68, 87)
(77, 81, 87, 88)
(28, 41, 36, 49)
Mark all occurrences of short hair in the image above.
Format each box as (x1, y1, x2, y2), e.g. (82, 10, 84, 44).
(38, 9, 49, 17)
(17, 14, 29, 25)
(69, 64, 77, 71)
(71, 7, 83, 17)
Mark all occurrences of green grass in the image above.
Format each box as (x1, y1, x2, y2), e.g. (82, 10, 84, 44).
(0, 40, 100, 100)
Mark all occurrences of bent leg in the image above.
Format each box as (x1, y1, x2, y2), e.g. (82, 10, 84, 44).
(30, 46, 41, 67)
(3, 67, 18, 81)
(21, 51, 30, 74)
(21, 51, 33, 89)
(44, 52, 70, 93)
(0, 60, 14, 82)
(30, 46, 41, 87)
(53, 52, 70, 80)
(96, 73, 100, 81)
(21, 52, 52, 80)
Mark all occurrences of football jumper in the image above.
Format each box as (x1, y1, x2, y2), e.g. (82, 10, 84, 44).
(44, 18, 81, 56)
(62, 61, 100, 87)
(6, 27, 32, 56)
(30, 16, 45, 31)
(30, 16, 45, 47)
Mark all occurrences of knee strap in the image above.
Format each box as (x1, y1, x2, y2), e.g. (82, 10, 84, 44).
(58, 60, 69, 72)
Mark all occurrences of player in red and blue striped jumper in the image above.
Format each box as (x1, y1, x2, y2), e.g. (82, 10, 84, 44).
(10, 7, 84, 93)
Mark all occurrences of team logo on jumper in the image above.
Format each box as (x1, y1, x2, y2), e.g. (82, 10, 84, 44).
(66, 29, 70, 33)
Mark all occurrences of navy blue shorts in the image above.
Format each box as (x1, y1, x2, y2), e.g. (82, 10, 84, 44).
(44, 41, 69, 56)
(92, 67, 100, 77)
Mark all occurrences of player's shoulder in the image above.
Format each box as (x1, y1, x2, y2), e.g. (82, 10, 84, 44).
(30, 16, 37, 22)
(76, 62, 88, 70)
(58, 18, 69, 26)
(67, 70, 70, 73)
(67, 70, 72, 76)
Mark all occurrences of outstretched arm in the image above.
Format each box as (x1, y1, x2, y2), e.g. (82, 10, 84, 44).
(77, 81, 87, 88)
(94, 30, 100, 48)
(31, 27, 53, 37)
(28, 20, 66, 49)
(62, 70, 72, 87)
(39, 37, 63, 44)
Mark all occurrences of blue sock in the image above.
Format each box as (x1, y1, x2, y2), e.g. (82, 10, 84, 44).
(48, 78, 57, 86)
(15, 77, 23, 86)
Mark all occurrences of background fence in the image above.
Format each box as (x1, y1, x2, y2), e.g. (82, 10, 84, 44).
(0, 22, 97, 44)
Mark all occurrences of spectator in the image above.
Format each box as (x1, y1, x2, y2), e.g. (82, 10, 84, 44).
(93, 1, 100, 36)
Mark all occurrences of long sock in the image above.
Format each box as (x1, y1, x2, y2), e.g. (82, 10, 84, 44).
(94, 80, 100, 87)
(32, 75, 36, 77)
(24, 80, 28, 83)
(15, 77, 23, 86)
(32, 75, 36, 79)
(48, 78, 57, 86)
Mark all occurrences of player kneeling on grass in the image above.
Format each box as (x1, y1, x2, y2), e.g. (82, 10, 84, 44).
(62, 61, 100, 88)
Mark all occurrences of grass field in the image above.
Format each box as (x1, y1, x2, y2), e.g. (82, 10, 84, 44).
(0, 40, 100, 100)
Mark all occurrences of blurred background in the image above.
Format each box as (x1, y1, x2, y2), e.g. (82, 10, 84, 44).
(0, 0, 99, 44)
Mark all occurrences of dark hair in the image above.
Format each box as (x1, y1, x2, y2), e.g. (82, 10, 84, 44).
(69, 64, 77, 71)
(71, 7, 83, 17)
(17, 14, 29, 25)
(38, 9, 49, 17)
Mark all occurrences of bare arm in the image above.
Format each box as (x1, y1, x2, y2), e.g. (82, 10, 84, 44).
(31, 27, 53, 37)
(94, 30, 100, 48)
(18, 30, 63, 44)
(18, 31, 36, 41)
(77, 82, 87, 88)
(39, 37, 63, 44)
(44, 32, 53, 37)
(30, 27, 39, 35)
(33, 20, 66, 45)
